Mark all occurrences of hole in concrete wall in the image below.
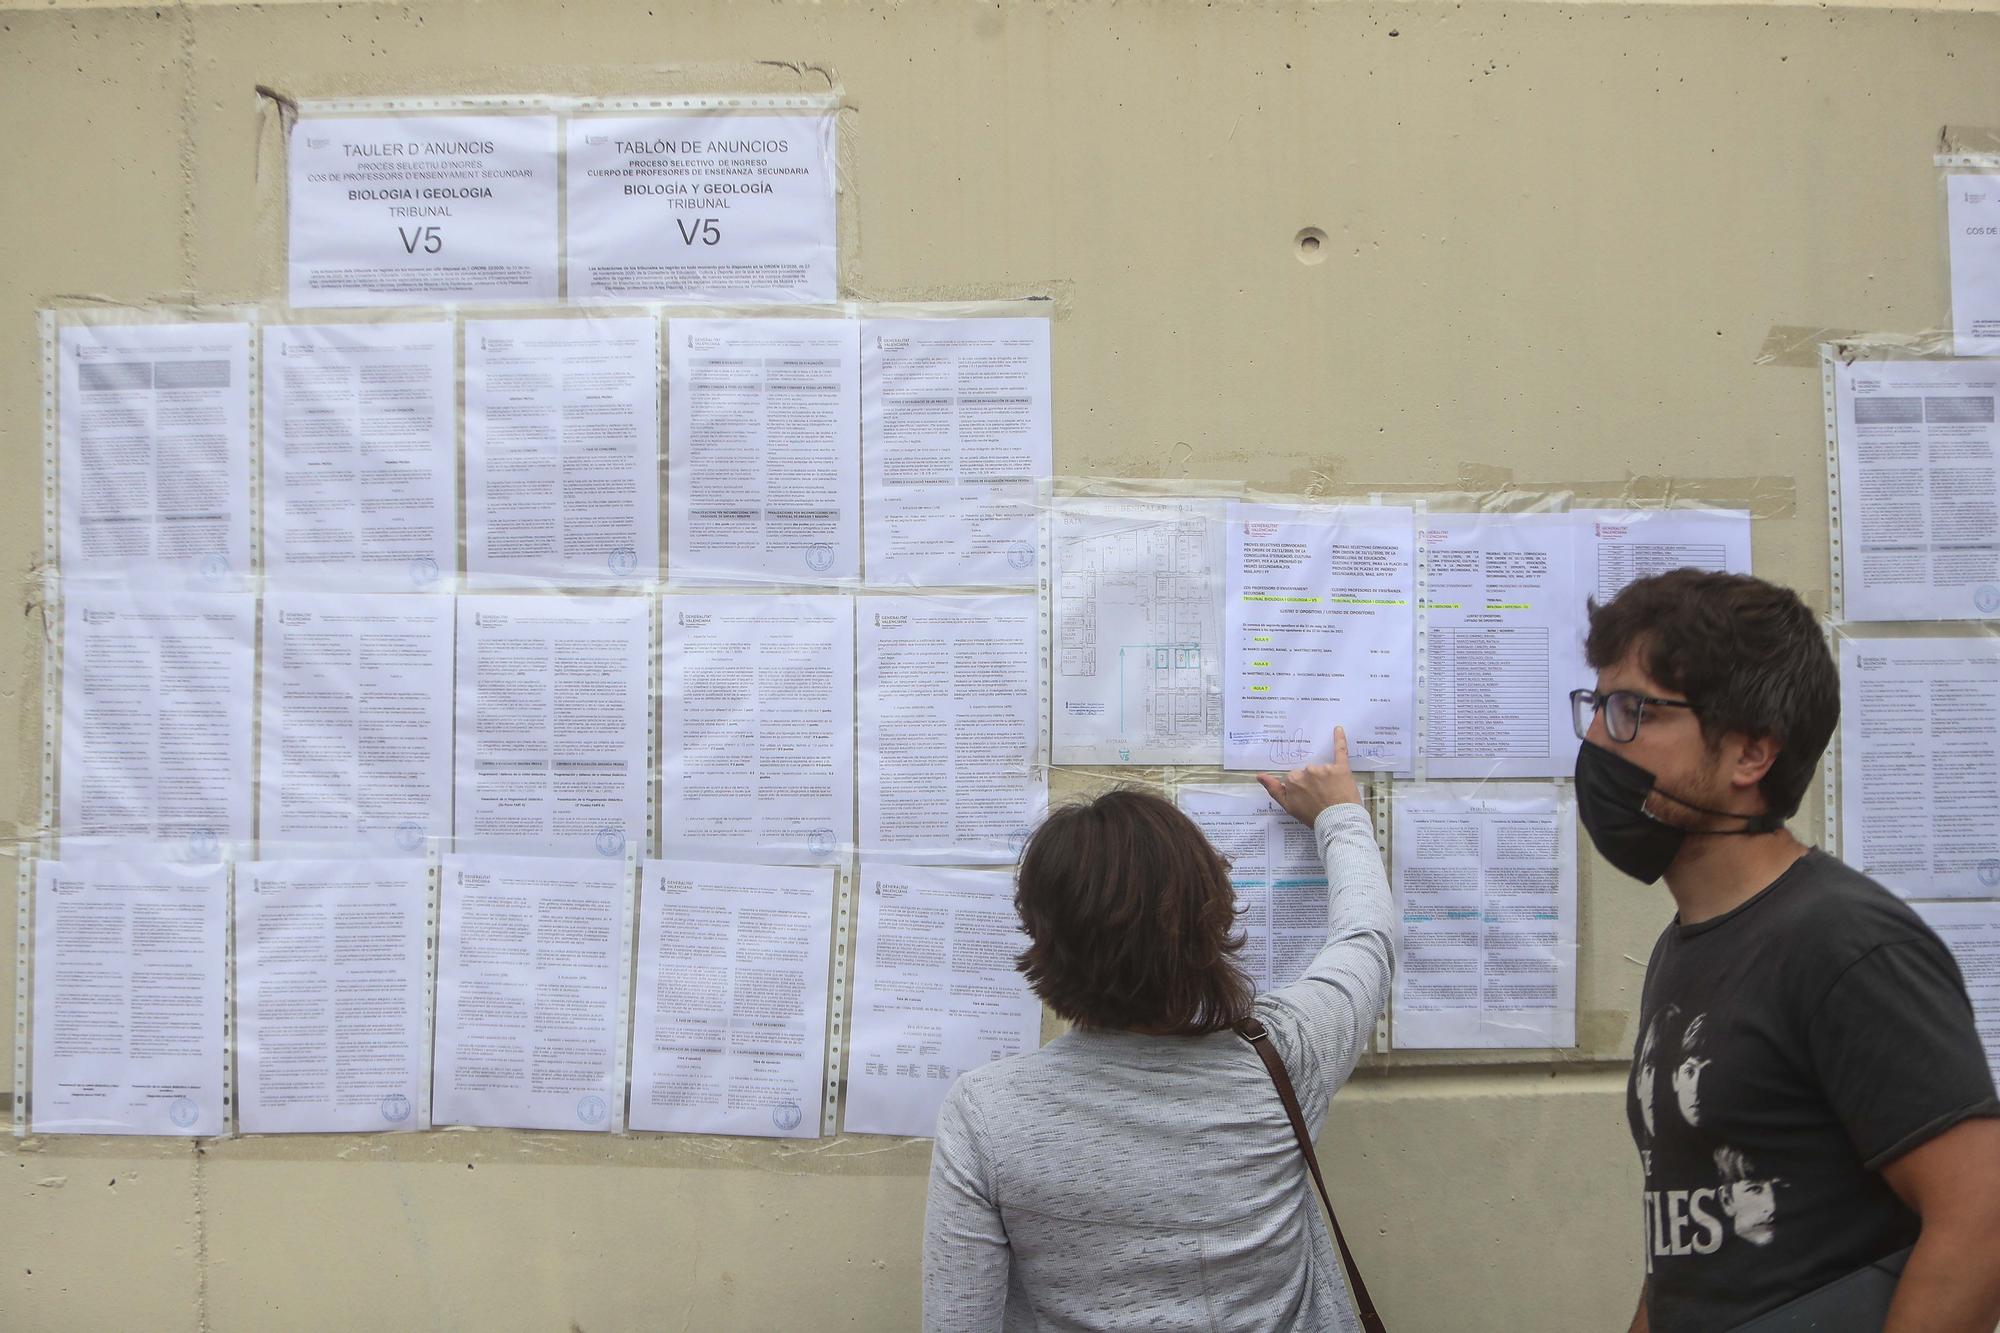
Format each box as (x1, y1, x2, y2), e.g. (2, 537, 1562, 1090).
(1295, 227, 1329, 265)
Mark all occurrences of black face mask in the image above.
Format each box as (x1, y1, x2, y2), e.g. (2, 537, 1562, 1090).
(1574, 742, 1784, 884)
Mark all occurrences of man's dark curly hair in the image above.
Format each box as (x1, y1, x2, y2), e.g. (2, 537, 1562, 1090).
(1585, 568, 1837, 820)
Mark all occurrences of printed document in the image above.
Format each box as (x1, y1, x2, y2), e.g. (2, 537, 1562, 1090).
(31, 858, 227, 1135)
(1223, 502, 1416, 773)
(1175, 784, 1333, 993)
(660, 595, 853, 865)
(1422, 512, 1583, 779)
(861, 318, 1052, 587)
(258, 592, 454, 855)
(629, 860, 835, 1138)
(454, 594, 650, 858)
(56, 322, 252, 587)
(843, 866, 1042, 1137)
(1947, 173, 2000, 355)
(665, 317, 860, 585)
(287, 114, 558, 307)
(567, 111, 838, 303)
(858, 595, 1046, 864)
(261, 322, 456, 590)
(433, 853, 631, 1131)
(1832, 357, 2000, 621)
(236, 857, 431, 1133)
(1911, 900, 2000, 1080)
(465, 316, 660, 587)
(1051, 496, 1225, 765)
(1838, 636, 2000, 897)
(1391, 784, 1578, 1049)
(60, 591, 254, 850)
(1574, 508, 1751, 606)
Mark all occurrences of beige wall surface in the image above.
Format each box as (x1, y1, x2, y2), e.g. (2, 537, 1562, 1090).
(3, 1, 1997, 1329)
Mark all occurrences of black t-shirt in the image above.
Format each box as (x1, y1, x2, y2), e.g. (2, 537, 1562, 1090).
(1628, 848, 2000, 1332)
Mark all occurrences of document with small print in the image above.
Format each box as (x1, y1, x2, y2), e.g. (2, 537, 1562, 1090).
(843, 866, 1042, 1138)
(629, 859, 834, 1138)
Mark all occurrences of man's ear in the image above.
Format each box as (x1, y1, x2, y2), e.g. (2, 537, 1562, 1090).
(1731, 732, 1781, 792)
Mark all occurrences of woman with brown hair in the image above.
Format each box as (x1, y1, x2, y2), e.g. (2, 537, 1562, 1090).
(922, 727, 1394, 1331)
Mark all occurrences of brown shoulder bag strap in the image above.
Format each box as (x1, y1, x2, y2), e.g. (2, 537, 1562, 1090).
(1234, 1015, 1388, 1333)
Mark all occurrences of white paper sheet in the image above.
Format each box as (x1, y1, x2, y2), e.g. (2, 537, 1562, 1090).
(1174, 784, 1333, 993)
(258, 592, 454, 856)
(1391, 783, 1578, 1050)
(843, 865, 1042, 1138)
(1222, 502, 1416, 773)
(56, 322, 252, 588)
(1832, 358, 2000, 622)
(287, 114, 558, 307)
(261, 322, 457, 590)
(660, 595, 853, 865)
(464, 316, 660, 587)
(60, 591, 255, 855)
(861, 318, 1052, 587)
(1051, 496, 1225, 765)
(31, 858, 228, 1135)
(566, 112, 838, 304)
(236, 857, 432, 1134)
(1911, 899, 2000, 1082)
(432, 853, 632, 1131)
(629, 859, 835, 1138)
(454, 594, 651, 859)
(1947, 172, 2000, 356)
(665, 317, 860, 585)
(1574, 508, 1752, 606)
(858, 594, 1047, 864)
(1838, 636, 2000, 898)
(1422, 512, 1584, 779)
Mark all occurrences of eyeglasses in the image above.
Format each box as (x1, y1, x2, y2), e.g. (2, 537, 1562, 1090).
(1570, 688, 1699, 743)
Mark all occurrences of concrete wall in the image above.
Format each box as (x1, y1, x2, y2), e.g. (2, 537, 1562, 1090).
(3, 0, 1996, 1327)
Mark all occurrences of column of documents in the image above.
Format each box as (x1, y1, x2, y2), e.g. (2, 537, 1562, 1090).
(258, 592, 454, 855)
(1832, 357, 2000, 621)
(629, 860, 834, 1138)
(57, 322, 252, 587)
(261, 322, 456, 589)
(287, 114, 558, 307)
(1837, 636, 2000, 897)
(1223, 502, 1416, 773)
(454, 595, 650, 858)
(665, 317, 859, 585)
(843, 866, 1042, 1137)
(465, 316, 659, 586)
(1051, 496, 1224, 764)
(60, 591, 254, 850)
(433, 853, 631, 1131)
(1175, 784, 1333, 992)
(236, 858, 431, 1133)
(1422, 512, 1582, 779)
(858, 595, 1046, 863)
(567, 111, 838, 304)
(861, 317, 1051, 587)
(660, 594, 853, 865)
(1912, 900, 2000, 1081)
(31, 859, 227, 1135)
(1392, 784, 1578, 1049)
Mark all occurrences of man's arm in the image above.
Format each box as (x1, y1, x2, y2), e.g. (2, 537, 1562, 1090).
(1626, 1280, 1648, 1332)
(1878, 1116, 2000, 1333)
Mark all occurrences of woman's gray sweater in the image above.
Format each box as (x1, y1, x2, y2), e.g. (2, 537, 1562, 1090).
(922, 802, 1395, 1331)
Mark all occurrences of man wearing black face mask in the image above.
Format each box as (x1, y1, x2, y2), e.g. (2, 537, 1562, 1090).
(1576, 570, 2000, 1333)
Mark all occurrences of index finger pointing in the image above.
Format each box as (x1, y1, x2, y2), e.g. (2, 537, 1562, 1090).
(1332, 725, 1348, 764)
